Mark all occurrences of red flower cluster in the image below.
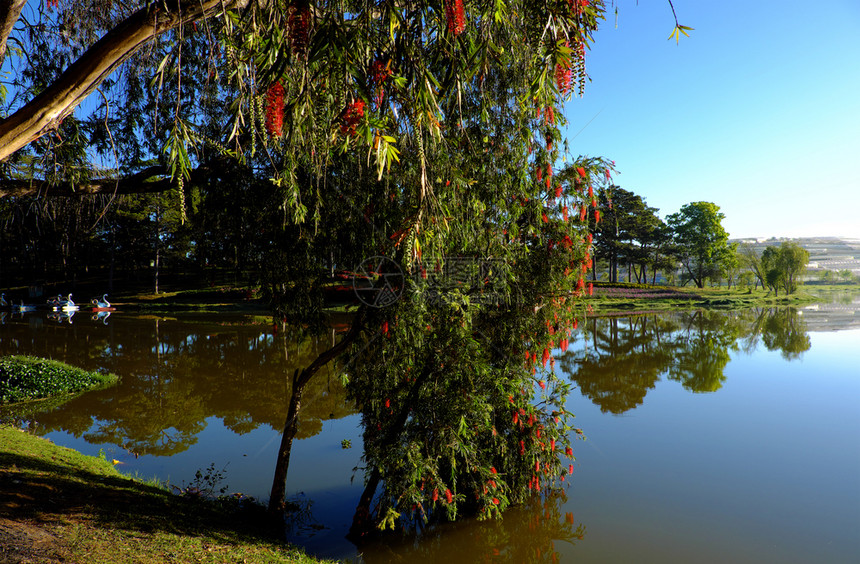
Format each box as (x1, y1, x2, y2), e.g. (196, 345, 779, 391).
(370, 59, 392, 106)
(444, 0, 466, 36)
(555, 63, 572, 94)
(265, 81, 285, 137)
(289, 3, 311, 58)
(46, 0, 59, 8)
(340, 99, 365, 136)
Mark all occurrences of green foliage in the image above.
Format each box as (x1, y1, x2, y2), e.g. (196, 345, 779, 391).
(761, 242, 809, 295)
(667, 201, 733, 288)
(0, 356, 118, 404)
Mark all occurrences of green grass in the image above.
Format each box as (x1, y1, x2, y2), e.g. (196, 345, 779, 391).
(0, 426, 333, 563)
(585, 282, 849, 314)
(0, 355, 119, 404)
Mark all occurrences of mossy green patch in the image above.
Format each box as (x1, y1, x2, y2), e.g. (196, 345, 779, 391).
(0, 355, 119, 404)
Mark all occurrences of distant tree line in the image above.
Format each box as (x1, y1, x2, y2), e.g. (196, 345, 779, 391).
(586, 191, 736, 289)
(583, 190, 813, 294)
(0, 164, 276, 294)
(1, 184, 814, 296)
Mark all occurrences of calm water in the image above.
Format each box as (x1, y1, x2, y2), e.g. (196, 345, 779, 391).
(1, 303, 859, 563)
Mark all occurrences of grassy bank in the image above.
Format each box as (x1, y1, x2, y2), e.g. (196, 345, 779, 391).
(585, 282, 854, 313)
(0, 426, 331, 564)
(0, 356, 119, 404)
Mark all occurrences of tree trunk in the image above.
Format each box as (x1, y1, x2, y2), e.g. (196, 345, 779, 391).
(0, 0, 27, 67)
(268, 368, 304, 511)
(268, 309, 366, 513)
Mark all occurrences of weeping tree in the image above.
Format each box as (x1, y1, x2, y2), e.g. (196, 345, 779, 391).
(1, 0, 692, 538)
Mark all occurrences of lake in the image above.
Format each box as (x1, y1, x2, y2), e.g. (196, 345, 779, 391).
(1, 301, 859, 563)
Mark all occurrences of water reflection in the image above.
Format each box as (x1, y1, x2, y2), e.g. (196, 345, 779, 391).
(358, 492, 584, 564)
(0, 313, 356, 455)
(559, 308, 811, 414)
(2, 306, 856, 563)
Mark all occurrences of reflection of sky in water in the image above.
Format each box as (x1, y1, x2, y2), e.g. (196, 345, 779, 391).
(559, 327, 860, 564)
(6, 313, 859, 563)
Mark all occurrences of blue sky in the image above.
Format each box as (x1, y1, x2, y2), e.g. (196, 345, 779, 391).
(562, 0, 860, 240)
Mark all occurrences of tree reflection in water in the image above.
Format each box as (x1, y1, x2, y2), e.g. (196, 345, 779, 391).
(0, 315, 356, 457)
(558, 308, 811, 414)
(357, 491, 584, 564)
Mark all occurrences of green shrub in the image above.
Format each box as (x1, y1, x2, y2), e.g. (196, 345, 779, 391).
(0, 356, 118, 404)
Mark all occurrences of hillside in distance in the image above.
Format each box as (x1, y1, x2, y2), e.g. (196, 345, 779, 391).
(731, 236, 860, 275)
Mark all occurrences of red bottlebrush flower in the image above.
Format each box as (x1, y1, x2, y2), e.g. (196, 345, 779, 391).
(565, 446, 573, 457)
(587, 282, 593, 296)
(555, 183, 563, 199)
(541, 212, 549, 223)
(605, 167, 612, 180)
(385, 398, 391, 408)
(432, 488, 439, 502)
(265, 82, 285, 137)
(579, 206, 587, 222)
(562, 205, 569, 222)
(573, 318, 578, 329)
(536, 166, 543, 182)
(569, 464, 574, 474)
(382, 320, 389, 335)
(535, 460, 541, 472)
(541, 348, 550, 367)
(555, 63, 572, 94)
(513, 411, 519, 424)
(444, 0, 466, 36)
(445, 488, 453, 504)
(587, 185, 594, 199)
(587, 232, 593, 244)
(546, 163, 553, 178)
(340, 99, 365, 136)
(490, 466, 497, 474)
(575, 278, 584, 292)
(370, 59, 392, 86)
(550, 439, 556, 452)
(288, 2, 311, 58)
(539, 380, 546, 390)
(370, 60, 392, 107)
(519, 439, 526, 455)
(595, 210, 601, 223)
(492, 497, 500, 505)
(576, 166, 586, 178)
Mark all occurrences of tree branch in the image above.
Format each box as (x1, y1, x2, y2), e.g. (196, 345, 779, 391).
(0, 0, 249, 163)
(0, 164, 229, 198)
(0, 0, 27, 67)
